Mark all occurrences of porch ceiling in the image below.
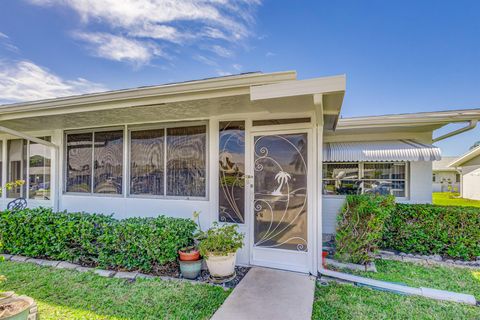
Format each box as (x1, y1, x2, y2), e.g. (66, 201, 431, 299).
(0, 94, 316, 131)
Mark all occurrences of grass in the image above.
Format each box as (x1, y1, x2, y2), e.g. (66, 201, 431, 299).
(433, 192, 480, 207)
(313, 260, 480, 320)
(0, 261, 230, 320)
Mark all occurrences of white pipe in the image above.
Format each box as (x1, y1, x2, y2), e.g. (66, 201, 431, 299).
(319, 267, 477, 305)
(432, 120, 478, 143)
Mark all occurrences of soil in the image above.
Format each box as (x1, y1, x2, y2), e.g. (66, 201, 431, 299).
(151, 261, 181, 278)
(0, 299, 29, 318)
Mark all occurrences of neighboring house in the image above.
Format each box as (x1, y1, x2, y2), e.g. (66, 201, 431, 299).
(432, 156, 460, 193)
(449, 146, 480, 200)
(0, 70, 479, 274)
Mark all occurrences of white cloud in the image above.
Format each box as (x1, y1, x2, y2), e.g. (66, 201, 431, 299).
(209, 45, 233, 58)
(28, 0, 261, 64)
(216, 70, 232, 76)
(74, 32, 164, 65)
(0, 60, 106, 103)
(193, 55, 218, 67)
(232, 63, 242, 71)
(0, 32, 19, 53)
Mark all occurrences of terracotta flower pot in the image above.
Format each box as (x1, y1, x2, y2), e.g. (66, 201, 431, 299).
(322, 251, 329, 268)
(178, 248, 200, 261)
(205, 252, 236, 278)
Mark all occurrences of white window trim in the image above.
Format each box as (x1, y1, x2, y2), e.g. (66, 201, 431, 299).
(322, 161, 410, 199)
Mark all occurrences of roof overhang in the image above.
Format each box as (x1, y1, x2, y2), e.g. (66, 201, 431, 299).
(0, 71, 346, 132)
(250, 75, 346, 130)
(0, 71, 297, 121)
(335, 108, 480, 135)
(324, 140, 441, 162)
(449, 145, 480, 167)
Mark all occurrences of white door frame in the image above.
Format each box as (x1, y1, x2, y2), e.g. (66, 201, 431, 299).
(247, 126, 314, 273)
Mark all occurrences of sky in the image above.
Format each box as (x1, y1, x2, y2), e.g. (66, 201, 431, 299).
(0, 0, 479, 156)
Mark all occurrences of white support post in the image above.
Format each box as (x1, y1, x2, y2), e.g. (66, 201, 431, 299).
(314, 94, 324, 273)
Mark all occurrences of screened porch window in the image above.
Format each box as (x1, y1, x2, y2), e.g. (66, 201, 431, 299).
(130, 129, 164, 196)
(129, 124, 207, 198)
(66, 130, 123, 194)
(7, 137, 51, 199)
(218, 121, 245, 223)
(66, 124, 207, 198)
(323, 162, 407, 197)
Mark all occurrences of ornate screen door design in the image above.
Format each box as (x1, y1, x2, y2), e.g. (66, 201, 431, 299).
(250, 130, 311, 272)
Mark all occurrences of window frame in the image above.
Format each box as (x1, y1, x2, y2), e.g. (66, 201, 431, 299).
(322, 161, 409, 199)
(63, 126, 125, 197)
(126, 121, 209, 200)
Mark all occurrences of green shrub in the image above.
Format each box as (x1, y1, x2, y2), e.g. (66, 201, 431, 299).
(0, 207, 196, 272)
(382, 203, 480, 260)
(98, 216, 197, 271)
(198, 223, 244, 257)
(335, 195, 396, 265)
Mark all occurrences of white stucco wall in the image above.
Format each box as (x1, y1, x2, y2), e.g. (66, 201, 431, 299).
(432, 171, 460, 192)
(322, 160, 434, 236)
(460, 165, 480, 200)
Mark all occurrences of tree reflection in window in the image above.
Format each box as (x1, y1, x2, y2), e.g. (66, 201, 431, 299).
(219, 121, 245, 223)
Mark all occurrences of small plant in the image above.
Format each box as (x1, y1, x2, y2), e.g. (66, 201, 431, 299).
(198, 223, 244, 257)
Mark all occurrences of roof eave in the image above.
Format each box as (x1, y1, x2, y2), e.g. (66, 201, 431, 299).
(0, 70, 297, 115)
(337, 108, 480, 130)
(449, 146, 480, 167)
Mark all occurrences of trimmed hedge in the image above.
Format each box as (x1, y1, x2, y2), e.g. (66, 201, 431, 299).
(335, 195, 396, 264)
(0, 207, 196, 272)
(382, 203, 480, 260)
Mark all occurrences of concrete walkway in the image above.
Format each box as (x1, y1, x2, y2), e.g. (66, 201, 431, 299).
(211, 267, 316, 320)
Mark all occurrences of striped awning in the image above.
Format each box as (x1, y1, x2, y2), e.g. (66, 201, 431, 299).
(323, 140, 441, 162)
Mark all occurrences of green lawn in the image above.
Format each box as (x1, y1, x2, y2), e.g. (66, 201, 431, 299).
(433, 192, 480, 208)
(0, 261, 230, 320)
(313, 260, 480, 320)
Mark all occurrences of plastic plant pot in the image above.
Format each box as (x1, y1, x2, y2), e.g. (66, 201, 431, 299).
(179, 259, 203, 280)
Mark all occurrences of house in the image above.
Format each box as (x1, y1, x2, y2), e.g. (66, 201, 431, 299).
(0, 71, 479, 274)
(449, 146, 480, 200)
(432, 156, 460, 192)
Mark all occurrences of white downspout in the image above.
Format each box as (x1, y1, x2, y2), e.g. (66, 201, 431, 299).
(318, 267, 477, 305)
(432, 120, 478, 143)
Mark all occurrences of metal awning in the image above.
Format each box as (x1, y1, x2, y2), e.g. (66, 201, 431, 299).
(323, 140, 441, 162)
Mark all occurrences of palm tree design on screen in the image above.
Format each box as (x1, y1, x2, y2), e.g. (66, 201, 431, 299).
(254, 134, 308, 252)
(271, 171, 291, 196)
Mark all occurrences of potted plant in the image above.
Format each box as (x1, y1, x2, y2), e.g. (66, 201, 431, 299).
(198, 223, 244, 279)
(178, 211, 203, 280)
(178, 246, 200, 261)
(0, 241, 35, 320)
